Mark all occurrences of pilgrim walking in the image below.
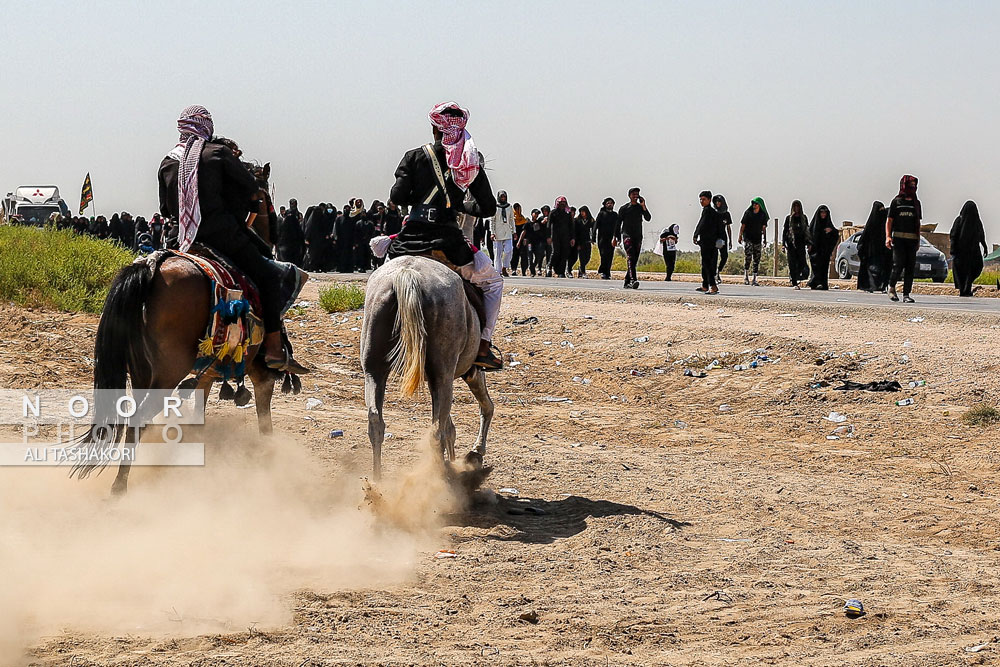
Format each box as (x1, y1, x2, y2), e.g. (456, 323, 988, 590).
(807, 205, 837, 290)
(855, 201, 890, 292)
(886, 175, 922, 303)
(950, 200, 988, 297)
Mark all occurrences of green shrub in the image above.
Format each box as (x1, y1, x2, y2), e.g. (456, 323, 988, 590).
(319, 283, 366, 312)
(0, 225, 134, 312)
(961, 404, 1000, 427)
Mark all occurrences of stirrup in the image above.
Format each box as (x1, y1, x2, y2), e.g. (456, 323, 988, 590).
(474, 343, 503, 371)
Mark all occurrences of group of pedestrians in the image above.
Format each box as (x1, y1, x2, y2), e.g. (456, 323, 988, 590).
(691, 192, 772, 293)
(482, 188, 650, 288)
(273, 199, 403, 273)
(55, 211, 175, 253)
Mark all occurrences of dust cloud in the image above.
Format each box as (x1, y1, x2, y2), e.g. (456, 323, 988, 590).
(0, 422, 460, 662)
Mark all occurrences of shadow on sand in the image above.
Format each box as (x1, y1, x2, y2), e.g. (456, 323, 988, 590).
(447, 494, 690, 545)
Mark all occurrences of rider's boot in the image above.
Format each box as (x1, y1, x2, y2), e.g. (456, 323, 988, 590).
(264, 331, 310, 374)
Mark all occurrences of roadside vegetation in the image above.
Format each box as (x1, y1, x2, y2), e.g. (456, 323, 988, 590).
(0, 225, 134, 312)
(319, 283, 366, 312)
(961, 403, 1000, 427)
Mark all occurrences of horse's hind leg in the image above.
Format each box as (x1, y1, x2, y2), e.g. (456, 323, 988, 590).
(462, 367, 494, 461)
(428, 372, 456, 462)
(364, 370, 388, 480)
(248, 358, 275, 436)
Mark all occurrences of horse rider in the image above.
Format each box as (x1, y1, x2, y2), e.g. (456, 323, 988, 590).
(158, 105, 309, 375)
(384, 101, 503, 371)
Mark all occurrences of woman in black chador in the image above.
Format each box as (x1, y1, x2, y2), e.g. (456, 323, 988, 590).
(807, 205, 838, 290)
(949, 200, 988, 297)
(855, 201, 890, 292)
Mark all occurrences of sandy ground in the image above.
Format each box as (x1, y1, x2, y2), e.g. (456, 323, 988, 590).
(3, 278, 1000, 666)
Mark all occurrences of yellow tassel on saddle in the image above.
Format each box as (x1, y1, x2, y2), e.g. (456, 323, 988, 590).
(218, 341, 230, 359)
(233, 343, 244, 363)
(198, 337, 214, 357)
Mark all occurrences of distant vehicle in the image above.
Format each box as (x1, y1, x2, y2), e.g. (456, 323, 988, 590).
(835, 231, 948, 282)
(2, 185, 70, 226)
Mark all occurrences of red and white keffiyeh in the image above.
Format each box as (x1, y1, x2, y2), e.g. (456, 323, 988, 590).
(169, 105, 214, 251)
(428, 101, 480, 191)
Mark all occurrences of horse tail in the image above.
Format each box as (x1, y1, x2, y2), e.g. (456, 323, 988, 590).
(390, 266, 427, 398)
(72, 256, 158, 479)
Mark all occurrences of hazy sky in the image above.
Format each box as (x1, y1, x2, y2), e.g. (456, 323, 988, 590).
(4, 0, 997, 250)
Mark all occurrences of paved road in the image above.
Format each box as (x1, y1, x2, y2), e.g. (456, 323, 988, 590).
(313, 272, 1000, 315)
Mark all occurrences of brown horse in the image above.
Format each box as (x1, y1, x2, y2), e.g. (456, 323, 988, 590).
(72, 186, 287, 496)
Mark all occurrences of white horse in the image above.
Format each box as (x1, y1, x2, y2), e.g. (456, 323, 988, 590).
(361, 255, 494, 479)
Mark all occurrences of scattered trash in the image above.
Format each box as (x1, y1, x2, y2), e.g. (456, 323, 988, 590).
(583, 315, 595, 319)
(811, 381, 830, 389)
(630, 370, 645, 377)
(834, 380, 901, 392)
(843, 599, 865, 618)
(349, 327, 360, 331)
(908, 317, 925, 323)
(825, 412, 848, 423)
(674, 420, 688, 429)
(900, 355, 910, 364)
(305, 398, 323, 410)
(908, 380, 926, 388)
(513, 316, 539, 326)
(964, 643, 991, 654)
(571, 376, 591, 385)
(541, 396, 572, 403)
(902, 340, 913, 348)
(560, 341, 575, 349)
(684, 369, 707, 378)
(832, 425, 855, 437)
(435, 550, 458, 559)
(776, 313, 799, 317)
(714, 538, 749, 543)
(683, 302, 697, 307)
(895, 398, 915, 407)
(509, 361, 522, 367)
(328, 429, 344, 438)
(719, 404, 732, 412)
(702, 590, 734, 602)
(518, 610, 539, 624)
(633, 336, 650, 343)
(509, 288, 518, 295)
(498, 487, 519, 495)
(706, 360, 722, 370)
(733, 364, 748, 371)
(827, 435, 841, 440)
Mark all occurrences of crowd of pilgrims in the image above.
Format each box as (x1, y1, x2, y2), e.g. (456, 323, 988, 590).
(56, 177, 990, 301)
(55, 211, 176, 253)
(272, 190, 652, 282)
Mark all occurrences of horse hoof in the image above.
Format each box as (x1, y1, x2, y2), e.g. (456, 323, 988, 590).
(464, 450, 484, 469)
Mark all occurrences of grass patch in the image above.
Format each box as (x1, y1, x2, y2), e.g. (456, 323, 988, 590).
(319, 283, 366, 312)
(961, 404, 1000, 427)
(0, 225, 134, 312)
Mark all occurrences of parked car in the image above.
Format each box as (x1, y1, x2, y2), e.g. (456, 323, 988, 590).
(835, 231, 948, 282)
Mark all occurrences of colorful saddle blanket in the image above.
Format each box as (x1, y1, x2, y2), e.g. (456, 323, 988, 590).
(147, 246, 305, 381)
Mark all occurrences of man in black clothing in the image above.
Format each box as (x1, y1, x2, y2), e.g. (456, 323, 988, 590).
(693, 190, 721, 294)
(549, 196, 573, 278)
(617, 187, 651, 288)
(158, 105, 307, 374)
(886, 174, 922, 303)
(594, 197, 620, 279)
(386, 101, 501, 370)
(525, 208, 546, 277)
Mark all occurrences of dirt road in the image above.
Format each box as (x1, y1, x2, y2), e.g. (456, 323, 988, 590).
(4, 280, 1000, 666)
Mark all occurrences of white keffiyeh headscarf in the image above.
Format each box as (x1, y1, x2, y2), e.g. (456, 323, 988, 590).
(168, 105, 214, 251)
